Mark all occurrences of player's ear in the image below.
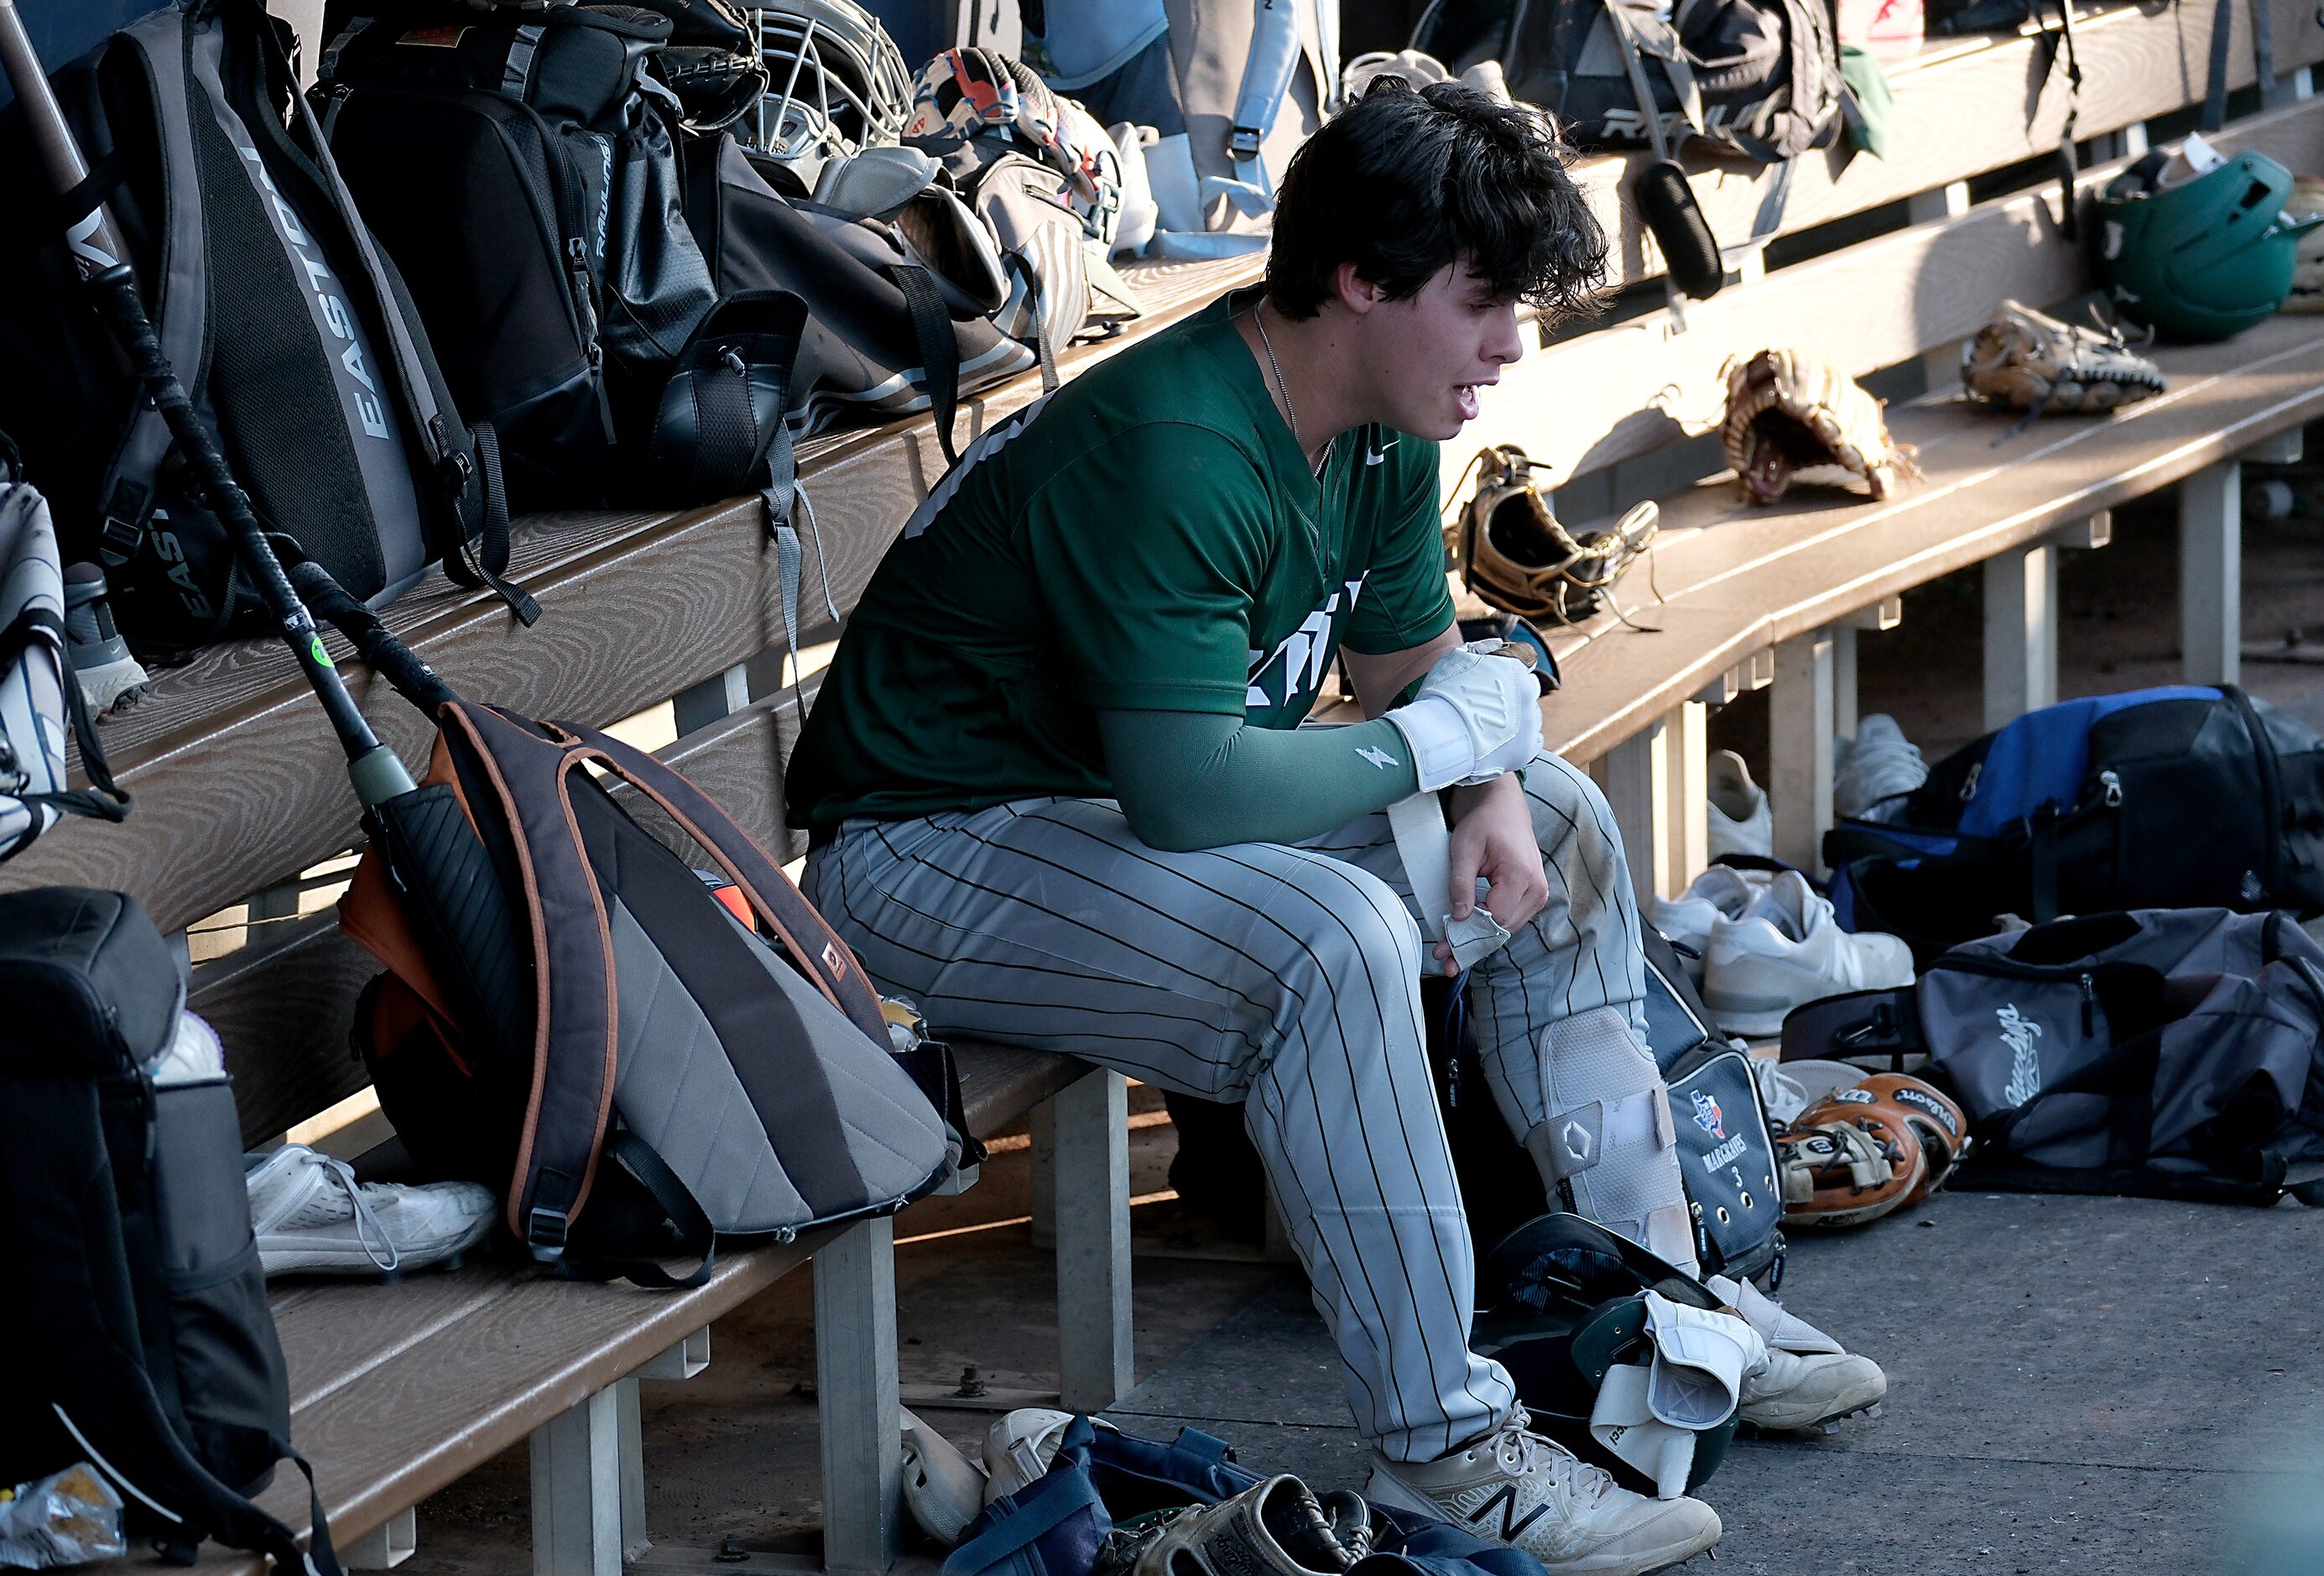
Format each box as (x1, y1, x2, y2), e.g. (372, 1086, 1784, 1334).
(1333, 261, 1385, 316)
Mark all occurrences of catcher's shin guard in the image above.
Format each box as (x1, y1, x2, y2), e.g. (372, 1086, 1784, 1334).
(1524, 1007, 1699, 1273)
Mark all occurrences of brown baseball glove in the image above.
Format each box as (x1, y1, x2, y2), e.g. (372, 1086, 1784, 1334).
(1722, 349, 1920, 506)
(1844, 1073, 1971, 1206)
(1776, 1095, 1925, 1229)
(1961, 300, 2165, 420)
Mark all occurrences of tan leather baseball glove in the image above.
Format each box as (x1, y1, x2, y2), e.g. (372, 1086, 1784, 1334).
(1961, 300, 2165, 420)
(1722, 349, 1920, 506)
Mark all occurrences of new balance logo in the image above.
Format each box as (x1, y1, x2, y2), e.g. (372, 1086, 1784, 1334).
(1466, 1485, 1550, 1543)
(1357, 745, 1399, 770)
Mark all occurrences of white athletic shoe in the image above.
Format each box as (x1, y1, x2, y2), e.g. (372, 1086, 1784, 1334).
(245, 1145, 496, 1278)
(1832, 714, 1928, 822)
(1706, 1275, 1889, 1434)
(1704, 751, 1772, 862)
(1700, 871, 1914, 1037)
(1646, 865, 1766, 982)
(1365, 1410, 1721, 1574)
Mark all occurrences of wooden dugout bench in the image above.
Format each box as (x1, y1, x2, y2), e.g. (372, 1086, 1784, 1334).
(16, 2, 2324, 1572)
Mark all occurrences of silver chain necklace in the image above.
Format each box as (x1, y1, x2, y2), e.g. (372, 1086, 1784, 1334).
(1252, 303, 1311, 466)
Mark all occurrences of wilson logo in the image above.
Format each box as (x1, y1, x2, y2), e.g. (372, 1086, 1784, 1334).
(1466, 1485, 1550, 1542)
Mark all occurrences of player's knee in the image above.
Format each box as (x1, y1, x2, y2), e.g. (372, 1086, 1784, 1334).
(1523, 749, 1626, 861)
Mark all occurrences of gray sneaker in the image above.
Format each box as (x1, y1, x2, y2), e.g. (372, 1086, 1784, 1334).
(245, 1145, 495, 1278)
(1364, 1410, 1720, 1574)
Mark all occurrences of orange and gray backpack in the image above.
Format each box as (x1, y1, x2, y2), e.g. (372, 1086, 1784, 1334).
(298, 566, 971, 1286)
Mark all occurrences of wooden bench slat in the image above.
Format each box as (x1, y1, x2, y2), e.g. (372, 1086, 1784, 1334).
(1538, 312, 2324, 761)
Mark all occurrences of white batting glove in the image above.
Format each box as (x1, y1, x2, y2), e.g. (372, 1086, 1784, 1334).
(1386, 640, 1543, 791)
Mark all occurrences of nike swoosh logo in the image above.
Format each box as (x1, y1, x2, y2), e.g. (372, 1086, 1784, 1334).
(1365, 438, 1398, 466)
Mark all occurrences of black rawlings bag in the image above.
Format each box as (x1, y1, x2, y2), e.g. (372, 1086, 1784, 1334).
(0, 0, 526, 655)
(0, 887, 340, 1574)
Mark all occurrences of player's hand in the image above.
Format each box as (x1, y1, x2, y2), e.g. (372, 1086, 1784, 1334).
(1435, 774, 1546, 975)
(1389, 642, 1543, 792)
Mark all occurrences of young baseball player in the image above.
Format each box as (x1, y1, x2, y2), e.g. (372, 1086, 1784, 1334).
(789, 78, 1883, 1575)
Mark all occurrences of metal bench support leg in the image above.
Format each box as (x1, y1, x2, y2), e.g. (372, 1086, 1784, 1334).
(1667, 702, 1710, 894)
(2181, 461, 2241, 686)
(530, 1388, 623, 1576)
(1832, 625, 1858, 744)
(1983, 541, 2058, 729)
(342, 1509, 416, 1570)
(1770, 630, 1836, 873)
(818, 1218, 902, 1574)
(1910, 183, 1972, 390)
(1600, 717, 1673, 903)
(1052, 1067, 1133, 1412)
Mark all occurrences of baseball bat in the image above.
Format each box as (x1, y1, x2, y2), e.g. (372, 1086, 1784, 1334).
(0, 0, 416, 807)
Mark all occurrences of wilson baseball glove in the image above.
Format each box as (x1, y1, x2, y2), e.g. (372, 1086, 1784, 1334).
(1776, 1099, 1925, 1229)
(1456, 445, 1660, 624)
(1961, 300, 2165, 419)
(1722, 349, 1920, 505)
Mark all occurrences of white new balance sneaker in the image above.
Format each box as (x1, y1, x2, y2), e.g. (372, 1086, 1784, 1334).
(1706, 1274, 1888, 1433)
(1646, 865, 1767, 982)
(245, 1145, 496, 1278)
(1704, 751, 1772, 862)
(1832, 713, 1928, 822)
(1700, 871, 1914, 1037)
(1365, 1410, 1721, 1574)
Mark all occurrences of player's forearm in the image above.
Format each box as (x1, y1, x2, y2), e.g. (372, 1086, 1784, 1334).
(1098, 708, 1420, 853)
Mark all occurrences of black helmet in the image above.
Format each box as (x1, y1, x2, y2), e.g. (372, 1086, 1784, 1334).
(1471, 1213, 1739, 1497)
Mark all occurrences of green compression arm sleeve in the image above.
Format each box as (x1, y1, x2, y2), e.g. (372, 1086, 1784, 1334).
(1097, 707, 1421, 853)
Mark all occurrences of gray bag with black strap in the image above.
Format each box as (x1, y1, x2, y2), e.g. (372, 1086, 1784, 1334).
(1781, 908, 2324, 1208)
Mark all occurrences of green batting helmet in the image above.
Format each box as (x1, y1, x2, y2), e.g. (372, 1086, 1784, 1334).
(2097, 149, 2324, 342)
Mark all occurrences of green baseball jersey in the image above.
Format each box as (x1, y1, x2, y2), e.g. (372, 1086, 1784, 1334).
(785, 284, 1456, 831)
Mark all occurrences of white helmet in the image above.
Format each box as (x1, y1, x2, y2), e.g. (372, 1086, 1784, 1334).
(748, 1, 912, 182)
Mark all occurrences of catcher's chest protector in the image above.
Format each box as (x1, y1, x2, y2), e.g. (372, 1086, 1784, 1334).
(344, 702, 961, 1285)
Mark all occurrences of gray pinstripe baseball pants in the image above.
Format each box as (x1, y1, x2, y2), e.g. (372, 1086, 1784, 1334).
(801, 749, 1654, 1464)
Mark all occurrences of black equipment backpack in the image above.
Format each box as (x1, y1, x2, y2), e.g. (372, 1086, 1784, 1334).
(1412, 0, 1844, 162)
(0, 0, 525, 656)
(0, 886, 340, 1575)
(315, 2, 731, 506)
(677, 129, 1040, 465)
(1826, 686, 2324, 963)
(296, 567, 971, 1286)
(1780, 907, 2324, 1208)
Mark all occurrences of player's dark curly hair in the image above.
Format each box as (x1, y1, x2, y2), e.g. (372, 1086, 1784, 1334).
(1265, 77, 1608, 323)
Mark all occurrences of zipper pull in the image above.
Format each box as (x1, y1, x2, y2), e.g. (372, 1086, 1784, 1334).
(2079, 973, 2096, 1035)
(2099, 769, 2123, 807)
(1960, 760, 1982, 803)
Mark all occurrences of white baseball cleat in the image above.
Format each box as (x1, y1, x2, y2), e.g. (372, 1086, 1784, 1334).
(1700, 870, 1914, 1037)
(1647, 864, 1767, 983)
(1707, 1274, 1889, 1434)
(1705, 750, 1772, 863)
(1833, 713, 1929, 822)
(245, 1145, 495, 1278)
(1366, 1409, 1722, 1574)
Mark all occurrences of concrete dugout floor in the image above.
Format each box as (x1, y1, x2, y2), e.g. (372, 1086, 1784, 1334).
(387, 470, 2324, 1576)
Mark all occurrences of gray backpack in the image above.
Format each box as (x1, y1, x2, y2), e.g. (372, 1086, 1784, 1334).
(1, 447, 128, 864)
(1781, 909, 2324, 1207)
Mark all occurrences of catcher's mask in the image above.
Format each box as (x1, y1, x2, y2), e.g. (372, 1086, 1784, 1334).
(747, 1, 913, 181)
(1455, 446, 1659, 625)
(1471, 1214, 1743, 1499)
